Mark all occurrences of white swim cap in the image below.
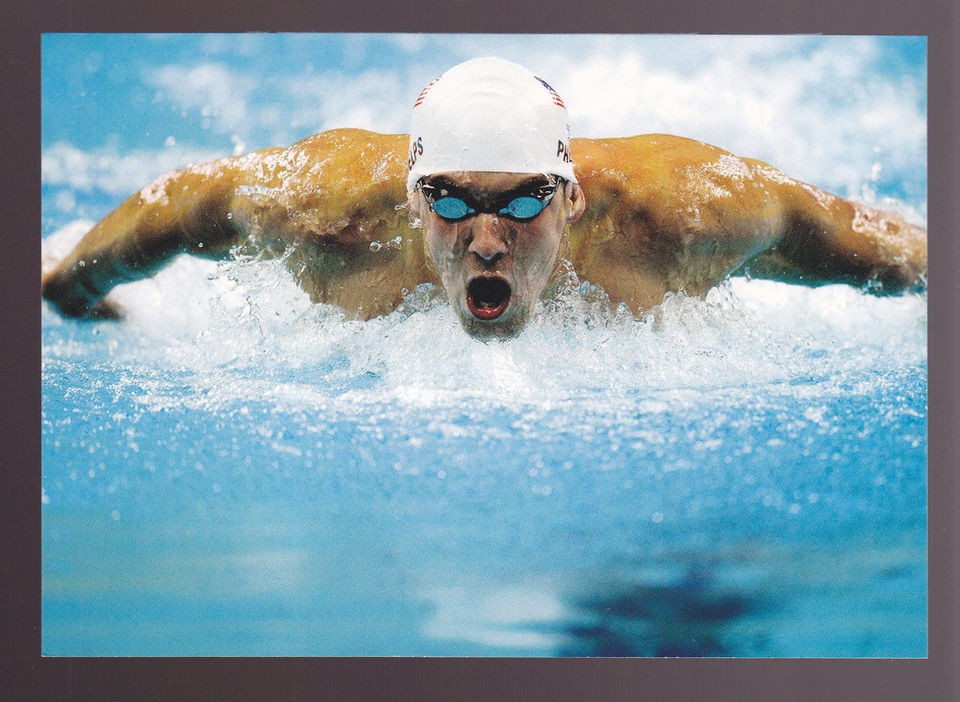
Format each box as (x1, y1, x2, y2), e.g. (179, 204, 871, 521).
(407, 57, 577, 192)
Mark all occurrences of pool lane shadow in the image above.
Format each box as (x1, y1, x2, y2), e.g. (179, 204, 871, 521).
(557, 560, 771, 657)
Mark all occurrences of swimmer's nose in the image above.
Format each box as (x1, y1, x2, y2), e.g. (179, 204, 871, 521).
(468, 215, 508, 263)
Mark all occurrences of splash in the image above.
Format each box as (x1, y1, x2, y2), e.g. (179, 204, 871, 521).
(42, 219, 927, 422)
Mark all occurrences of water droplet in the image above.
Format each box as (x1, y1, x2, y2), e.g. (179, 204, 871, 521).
(369, 241, 383, 252)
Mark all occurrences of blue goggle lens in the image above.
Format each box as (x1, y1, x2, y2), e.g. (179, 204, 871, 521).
(431, 197, 475, 221)
(500, 195, 547, 220)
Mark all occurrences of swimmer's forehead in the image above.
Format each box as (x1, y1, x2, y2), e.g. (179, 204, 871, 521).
(422, 171, 557, 191)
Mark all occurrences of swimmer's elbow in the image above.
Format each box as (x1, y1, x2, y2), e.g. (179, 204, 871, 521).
(864, 264, 926, 295)
(879, 222, 927, 293)
(776, 198, 928, 295)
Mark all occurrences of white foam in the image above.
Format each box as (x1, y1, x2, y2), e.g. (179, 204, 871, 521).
(42, 219, 927, 420)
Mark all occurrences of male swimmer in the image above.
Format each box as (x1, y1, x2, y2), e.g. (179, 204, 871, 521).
(41, 57, 927, 340)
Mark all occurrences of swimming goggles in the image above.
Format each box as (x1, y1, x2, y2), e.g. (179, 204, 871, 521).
(417, 178, 562, 222)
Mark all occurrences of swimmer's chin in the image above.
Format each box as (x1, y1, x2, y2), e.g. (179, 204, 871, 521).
(456, 306, 531, 341)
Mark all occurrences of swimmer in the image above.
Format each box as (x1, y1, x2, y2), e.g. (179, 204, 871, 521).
(41, 57, 927, 339)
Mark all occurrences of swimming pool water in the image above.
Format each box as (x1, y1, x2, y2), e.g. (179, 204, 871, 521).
(41, 227, 927, 657)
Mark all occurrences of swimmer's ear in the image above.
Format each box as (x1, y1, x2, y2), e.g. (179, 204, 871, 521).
(564, 181, 586, 224)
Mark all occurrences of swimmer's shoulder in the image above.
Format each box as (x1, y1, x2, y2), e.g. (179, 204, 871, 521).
(226, 129, 414, 248)
(572, 133, 791, 214)
(231, 129, 407, 189)
(572, 134, 751, 186)
(280, 129, 409, 207)
(571, 134, 727, 220)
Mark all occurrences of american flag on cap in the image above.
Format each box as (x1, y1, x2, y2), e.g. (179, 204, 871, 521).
(413, 78, 439, 108)
(535, 77, 566, 108)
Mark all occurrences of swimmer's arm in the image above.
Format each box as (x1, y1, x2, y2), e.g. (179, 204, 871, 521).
(41, 163, 244, 318)
(748, 178, 927, 292)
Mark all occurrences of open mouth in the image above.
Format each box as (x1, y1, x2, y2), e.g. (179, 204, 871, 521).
(466, 276, 511, 320)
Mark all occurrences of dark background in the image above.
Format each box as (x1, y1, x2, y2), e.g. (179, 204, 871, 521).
(4, 0, 956, 700)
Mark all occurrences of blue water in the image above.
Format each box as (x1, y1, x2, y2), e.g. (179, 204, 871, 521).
(41, 240, 927, 656)
(41, 33, 927, 657)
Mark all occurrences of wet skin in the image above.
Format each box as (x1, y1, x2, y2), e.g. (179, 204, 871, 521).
(41, 129, 927, 339)
(409, 172, 586, 339)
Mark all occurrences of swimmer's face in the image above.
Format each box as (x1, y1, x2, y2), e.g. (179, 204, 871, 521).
(410, 172, 585, 340)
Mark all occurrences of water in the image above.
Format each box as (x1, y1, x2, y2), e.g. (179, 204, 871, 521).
(41, 224, 927, 656)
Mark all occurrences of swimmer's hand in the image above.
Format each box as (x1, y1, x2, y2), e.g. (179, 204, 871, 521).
(41, 255, 124, 321)
(84, 299, 124, 321)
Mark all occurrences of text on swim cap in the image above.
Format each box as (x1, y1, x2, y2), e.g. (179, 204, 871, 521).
(408, 137, 423, 170)
(557, 140, 573, 164)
